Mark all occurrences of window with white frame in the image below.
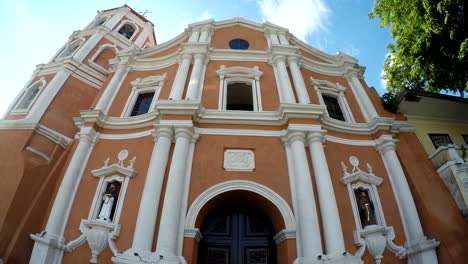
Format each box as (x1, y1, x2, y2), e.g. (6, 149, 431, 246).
(88, 44, 118, 73)
(118, 23, 136, 40)
(216, 65, 263, 111)
(311, 78, 355, 123)
(13, 78, 47, 112)
(58, 38, 84, 59)
(121, 74, 167, 117)
(94, 17, 108, 28)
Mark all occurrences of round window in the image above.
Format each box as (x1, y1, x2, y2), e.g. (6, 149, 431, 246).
(229, 39, 249, 50)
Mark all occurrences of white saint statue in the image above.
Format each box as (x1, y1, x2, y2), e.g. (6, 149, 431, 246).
(97, 184, 118, 222)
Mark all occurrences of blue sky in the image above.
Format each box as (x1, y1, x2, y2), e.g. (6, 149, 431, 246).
(0, 0, 391, 117)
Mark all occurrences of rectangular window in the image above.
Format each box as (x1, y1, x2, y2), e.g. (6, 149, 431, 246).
(226, 82, 254, 111)
(130, 92, 155, 116)
(429, 133, 453, 149)
(323, 94, 345, 121)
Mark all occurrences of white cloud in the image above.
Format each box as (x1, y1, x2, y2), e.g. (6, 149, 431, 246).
(257, 0, 330, 40)
(196, 11, 213, 22)
(380, 69, 387, 90)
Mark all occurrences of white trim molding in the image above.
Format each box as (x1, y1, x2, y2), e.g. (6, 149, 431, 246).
(216, 65, 263, 111)
(10, 77, 47, 115)
(121, 73, 167, 117)
(88, 44, 119, 74)
(312, 77, 355, 123)
(185, 180, 296, 232)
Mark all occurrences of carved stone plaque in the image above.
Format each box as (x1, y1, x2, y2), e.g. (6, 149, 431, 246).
(223, 149, 255, 172)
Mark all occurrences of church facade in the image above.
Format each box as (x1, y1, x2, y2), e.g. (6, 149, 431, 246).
(0, 5, 466, 264)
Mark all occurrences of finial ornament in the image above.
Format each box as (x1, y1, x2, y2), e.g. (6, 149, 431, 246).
(128, 156, 136, 170)
(367, 163, 374, 175)
(104, 157, 110, 167)
(341, 161, 349, 176)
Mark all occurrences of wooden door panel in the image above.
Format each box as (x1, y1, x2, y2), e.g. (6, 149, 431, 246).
(199, 205, 276, 264)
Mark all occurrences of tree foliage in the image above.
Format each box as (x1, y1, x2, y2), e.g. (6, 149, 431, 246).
(370, 0, 468, 96)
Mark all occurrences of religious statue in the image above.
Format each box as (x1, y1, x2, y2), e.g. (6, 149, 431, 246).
(357, 190, 377, 227)
(97, 183, 119, 222)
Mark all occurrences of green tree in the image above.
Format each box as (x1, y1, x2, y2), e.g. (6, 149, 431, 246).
(370, 0, 468, 97)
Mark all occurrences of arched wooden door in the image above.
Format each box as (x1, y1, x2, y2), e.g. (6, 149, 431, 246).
(198, 203, 277, 264)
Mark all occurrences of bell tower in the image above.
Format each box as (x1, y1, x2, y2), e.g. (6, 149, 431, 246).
(0, 5, 156, 264)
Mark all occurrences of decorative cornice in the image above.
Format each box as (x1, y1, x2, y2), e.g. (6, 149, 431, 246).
(273, 229, 296, 244)
(183, 228, 203, 243)
(340, 170, 384, 186)
(375, 135, 397, 154)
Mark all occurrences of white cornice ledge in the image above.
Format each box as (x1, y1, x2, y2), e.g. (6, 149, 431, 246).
(340, 170, 383, 186)
(74, 109, 158, 130)
(321, 117, 409, 135)
(91, 163, 137, 178)
(197, 104, 325, 125)
(0, 120, 73, 148)
(278, 103, 325, 121)
(155, 100, 201, 116)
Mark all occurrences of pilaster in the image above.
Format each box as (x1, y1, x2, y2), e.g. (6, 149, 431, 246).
(127, 127, 174, 256)
(169, 54, 192, 100)
(30, 127, 99, 264)
(375, 135, 439, 264)
(154, 126, 198, 263)
(307, 131, 346, 255)
(282, 129, 322, 259)
(95, 59, 131, 114)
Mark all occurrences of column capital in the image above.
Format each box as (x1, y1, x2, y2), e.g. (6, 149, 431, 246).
(78, 127, 99, 144)
(287, 55, 301, 65)
(281, 130, 307, 146)
(174, 126, 199, 143)
(178, 53, 193, 63)
(375, 135, 397, 154)
(152, 127, 174, 142)
(272, 55, 287, 64)
(193, 53, 206, 60)
(307, 131, 326, 145)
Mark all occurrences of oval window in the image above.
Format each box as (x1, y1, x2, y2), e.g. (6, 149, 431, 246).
(229, 39, 249, 50)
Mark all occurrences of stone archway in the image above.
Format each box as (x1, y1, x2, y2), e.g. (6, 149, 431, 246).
(183, 180, 297, 264)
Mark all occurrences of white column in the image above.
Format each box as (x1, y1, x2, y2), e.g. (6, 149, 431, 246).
(376, 135, 438, 264)
(155, 127, 196, 259)
(273, 56, 296, 103)
(345, 71, 378, 122)
(307, 131, 346, 255)
(169, 54, 192, 100)
(283, 131, 322, 259)
(188, 31, 200, 42)
(185, 53, 205, 100)
(30, 127, 98, 264)
(135, 28, 150, 47)
(74, 32, 104, 63)
(278, 32, 289, 45)
(130, 127, 173, 253)
(199, 29, 210, 42)
(105, 12, 126, 30)
(26, 69, 71, 123)
(288, 57, 310, 104)
(269, 33, 280, 45)
(95, 61, 130, 114)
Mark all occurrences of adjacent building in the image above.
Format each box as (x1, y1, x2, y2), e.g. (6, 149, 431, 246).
(397, 90, 468, 220)
(0, 5, 467, 264)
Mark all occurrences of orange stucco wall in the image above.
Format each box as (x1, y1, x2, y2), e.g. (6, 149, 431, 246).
(39, 76, 98, 138)
(211, 25, 268, 50)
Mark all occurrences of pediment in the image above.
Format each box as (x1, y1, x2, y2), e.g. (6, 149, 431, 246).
(340, 170, 383, 186)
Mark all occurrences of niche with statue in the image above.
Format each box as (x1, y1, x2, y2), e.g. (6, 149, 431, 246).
(65, 150, 137, 263)
(340, 156, 405, 264)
